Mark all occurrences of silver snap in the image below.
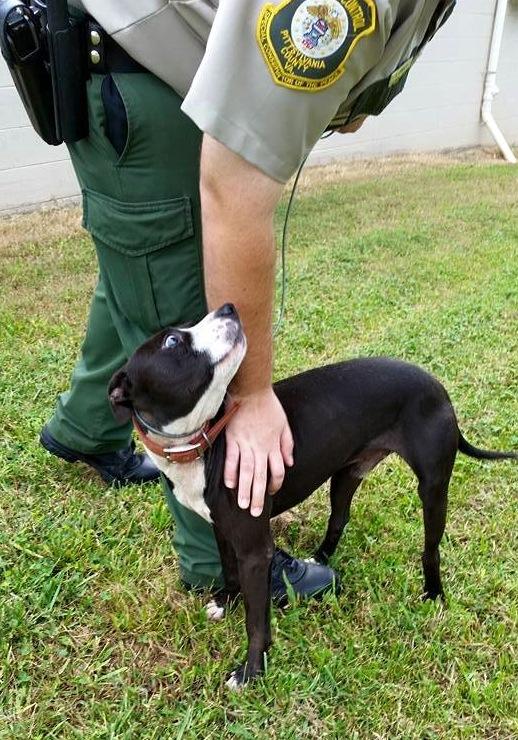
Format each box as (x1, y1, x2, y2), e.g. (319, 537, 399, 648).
(90, 30, 101, 46)
(90, 49, 101, 65)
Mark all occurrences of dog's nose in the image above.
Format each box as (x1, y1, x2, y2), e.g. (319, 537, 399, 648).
(216, 303, 236, 318)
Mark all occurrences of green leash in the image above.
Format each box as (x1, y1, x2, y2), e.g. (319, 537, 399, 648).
(273, 155, 307, 335)
(273, 131, 334, 335)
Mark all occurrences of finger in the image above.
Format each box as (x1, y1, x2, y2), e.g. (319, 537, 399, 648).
(224, 437, 240, 489)
(237, 448, 254, 510)
(268, 449, 285, 494)
(280, 423, 294, 467)
(250, 454, 268, 517)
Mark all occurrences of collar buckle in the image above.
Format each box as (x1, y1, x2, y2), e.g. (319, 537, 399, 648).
(163, 440, 204, 463)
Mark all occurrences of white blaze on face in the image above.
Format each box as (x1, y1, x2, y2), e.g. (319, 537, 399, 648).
(189, 310, 238, 363)
(161, 310, 246, 437)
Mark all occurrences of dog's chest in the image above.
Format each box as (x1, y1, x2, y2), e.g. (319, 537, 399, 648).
(147, 453, 212, 523)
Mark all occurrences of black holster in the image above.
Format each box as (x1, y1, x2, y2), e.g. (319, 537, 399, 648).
(0, 0, 88, 145)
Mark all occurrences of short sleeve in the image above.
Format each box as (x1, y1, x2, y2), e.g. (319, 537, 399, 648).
(182, 0, 386, 182)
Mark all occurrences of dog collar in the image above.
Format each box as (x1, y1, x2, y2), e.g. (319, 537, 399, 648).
(133, 408, 206, 441)
(132, 400, 240, 464)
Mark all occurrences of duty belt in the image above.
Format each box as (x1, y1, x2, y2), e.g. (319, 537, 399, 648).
(0, 2, 147, 145)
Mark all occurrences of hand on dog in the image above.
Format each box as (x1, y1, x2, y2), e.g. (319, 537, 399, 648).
(224, 388, 294, 516)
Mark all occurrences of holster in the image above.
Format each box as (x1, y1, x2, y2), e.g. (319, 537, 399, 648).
(0, 0, 88, 145)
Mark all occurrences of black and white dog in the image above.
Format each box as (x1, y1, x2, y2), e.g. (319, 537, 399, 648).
(108, 304, 516, 688)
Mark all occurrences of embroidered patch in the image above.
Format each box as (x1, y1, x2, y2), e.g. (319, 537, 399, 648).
(257, 0, 376, 92)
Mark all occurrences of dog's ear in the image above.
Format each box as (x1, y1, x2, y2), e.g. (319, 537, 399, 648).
(108, 368, 133, 424)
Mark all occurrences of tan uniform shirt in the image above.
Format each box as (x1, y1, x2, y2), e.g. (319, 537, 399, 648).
(72, 1, 454, 182)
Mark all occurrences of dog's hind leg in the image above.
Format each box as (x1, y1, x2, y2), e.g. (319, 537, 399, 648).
(417, 476, 449, 600)
(207, 527, 241, 621)
(402, 421, 456, 601)
(314, 469, 362, 565)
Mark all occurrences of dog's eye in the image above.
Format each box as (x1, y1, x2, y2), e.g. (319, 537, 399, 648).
(163, 334, 179, 349)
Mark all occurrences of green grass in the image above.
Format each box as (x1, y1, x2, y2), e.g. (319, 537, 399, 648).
(1, 160, 517, 738)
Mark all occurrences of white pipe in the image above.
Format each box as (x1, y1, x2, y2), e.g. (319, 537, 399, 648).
(481, 0, 516, 163)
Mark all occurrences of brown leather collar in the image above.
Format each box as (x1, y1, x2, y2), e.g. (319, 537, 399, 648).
(132, 402, 240, 464)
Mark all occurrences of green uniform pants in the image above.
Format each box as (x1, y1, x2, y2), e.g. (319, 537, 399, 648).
(46, 71, 223, 589)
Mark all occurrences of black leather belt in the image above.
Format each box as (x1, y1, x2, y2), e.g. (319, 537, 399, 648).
(86, 19, 146, 74)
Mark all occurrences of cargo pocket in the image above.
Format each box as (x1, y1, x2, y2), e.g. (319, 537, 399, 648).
(83, 188, 206, 334)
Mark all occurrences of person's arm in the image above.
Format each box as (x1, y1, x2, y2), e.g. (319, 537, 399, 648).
(182, 1, 386, 514)
(200, 134, 293, 517)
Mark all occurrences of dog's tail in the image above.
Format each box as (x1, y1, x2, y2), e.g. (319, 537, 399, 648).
(458, 431, 518, 461)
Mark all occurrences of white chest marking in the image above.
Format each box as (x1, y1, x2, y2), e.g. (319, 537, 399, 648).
(147, 451, 212, 523)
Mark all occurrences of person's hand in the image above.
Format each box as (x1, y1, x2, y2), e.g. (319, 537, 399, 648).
(224, 387, 294, 517)
(336, 115, 368, 134)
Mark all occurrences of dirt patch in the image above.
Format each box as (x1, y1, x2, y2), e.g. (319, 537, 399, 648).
(0, 204, 83, 251)
(294, 147, 507, 192)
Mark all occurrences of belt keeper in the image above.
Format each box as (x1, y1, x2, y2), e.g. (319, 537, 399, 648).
(87, 21, 105, 72)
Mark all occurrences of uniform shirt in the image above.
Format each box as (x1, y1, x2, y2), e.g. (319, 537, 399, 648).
(72, 1, 455, 182)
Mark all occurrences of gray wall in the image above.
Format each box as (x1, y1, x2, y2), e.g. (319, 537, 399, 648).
(0, 59, 78, 214)
(309, 0, 518, 166)
(1, 0, 518, 214)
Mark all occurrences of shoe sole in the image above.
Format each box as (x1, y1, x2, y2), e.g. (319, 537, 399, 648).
(40, 430, 160, 486)
(40, 428, 81, 462)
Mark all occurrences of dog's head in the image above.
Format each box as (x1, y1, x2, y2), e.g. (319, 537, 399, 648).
(108, 304, 246, 435)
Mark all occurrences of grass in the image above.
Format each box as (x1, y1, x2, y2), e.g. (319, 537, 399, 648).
(1, 158, 517, 738)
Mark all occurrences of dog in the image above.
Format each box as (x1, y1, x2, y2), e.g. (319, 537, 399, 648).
(108, 303, 516, 688)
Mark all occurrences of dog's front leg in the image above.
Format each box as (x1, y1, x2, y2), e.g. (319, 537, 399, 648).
(211, 493, 274, 688)
(226, 532, 274, 689)
(226, 550, 273, 689)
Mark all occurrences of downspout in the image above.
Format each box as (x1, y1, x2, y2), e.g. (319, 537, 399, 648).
(481, 0, 517, 163)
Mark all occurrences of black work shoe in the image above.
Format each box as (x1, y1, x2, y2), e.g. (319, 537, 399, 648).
(271, 548, 339, 607)
(40, 425, 160, 486)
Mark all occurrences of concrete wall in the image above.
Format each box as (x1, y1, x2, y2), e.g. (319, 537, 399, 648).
(1, 0, 518, 213)
(0, 60, 78, 214)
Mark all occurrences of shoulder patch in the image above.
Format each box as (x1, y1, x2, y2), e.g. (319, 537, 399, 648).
(257, 0, 376, 92)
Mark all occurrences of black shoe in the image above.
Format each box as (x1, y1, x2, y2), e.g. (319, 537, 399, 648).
(40, 425, 160, 486)
(271, 548, 339, 606)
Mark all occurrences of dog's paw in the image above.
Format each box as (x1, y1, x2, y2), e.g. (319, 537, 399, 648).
(422, 588, 445, 603)
(205, 599, 226, 621)
(225, 658, 265, 690)
(311, 550, 329, 565)
(226, 669, 244, 691)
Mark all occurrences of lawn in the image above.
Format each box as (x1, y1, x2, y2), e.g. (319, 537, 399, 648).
(0, 158, 517, 738)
